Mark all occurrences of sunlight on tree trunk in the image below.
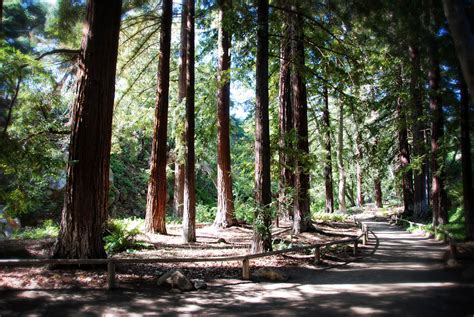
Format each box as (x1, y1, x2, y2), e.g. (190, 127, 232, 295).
(53, 0, 122, 259)
(144, 0, 173, 234)
(214, 0, 236, 229)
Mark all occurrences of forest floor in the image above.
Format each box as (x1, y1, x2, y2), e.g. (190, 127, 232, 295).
(1, 210, 474, 316)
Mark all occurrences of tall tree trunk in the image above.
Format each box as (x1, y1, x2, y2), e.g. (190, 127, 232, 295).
(144, 0, 173, 234)
(337, 100, 347, 212)
(182, 0, 196, 243)
(409, 44, 428, 219)
(442, 0, 474, 96)
(290, 4, 311, 234)
(460, 72, 474, 240)
(428, 6, 448, 226)
(355, 135, 364, 207)
(173, 0, 188, 218)
(252, 0, 272, 253)
(278, 5, 294, 221)
(214, 0, 235, 228)
(322, 86, 334, 213)
(374, 177, 383, 208)
(397, 70, 414, 217)
(52, 0, 122, 259)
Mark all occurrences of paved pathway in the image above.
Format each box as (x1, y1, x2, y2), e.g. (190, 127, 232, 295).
(1, 218, 474, 316)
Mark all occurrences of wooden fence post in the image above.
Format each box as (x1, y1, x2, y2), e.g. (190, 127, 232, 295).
(314, 246, 321, 264)
(108, 260, 116, 290)
(242, 258, 250, 280)
(353, 240, 358, 255)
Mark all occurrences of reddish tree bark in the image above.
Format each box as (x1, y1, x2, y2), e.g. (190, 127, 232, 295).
(251, 0, 272, 253)
(290, 4, 312, 235)
(173, 0, 188, 218)
(355, 134, 364, 207)
(322, 86, 334, 213)
(144, 0, 173, 234)
(374, 178, 383, 208)
(278, 6, 294, 221)
(182, 0, 196, 243)
(214, 0, 236, 228)
(53, 0, 122, 259)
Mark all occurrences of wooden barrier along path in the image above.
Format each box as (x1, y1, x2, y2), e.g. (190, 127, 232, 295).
(0, 221, 370, 290)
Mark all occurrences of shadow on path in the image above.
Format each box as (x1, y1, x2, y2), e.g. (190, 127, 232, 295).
(1, 218, 473, 316)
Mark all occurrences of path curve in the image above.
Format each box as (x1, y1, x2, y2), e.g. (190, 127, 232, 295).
(1, 218, 473, 316)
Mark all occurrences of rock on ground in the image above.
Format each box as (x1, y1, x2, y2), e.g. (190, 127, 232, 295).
(157, 270, 194, 291)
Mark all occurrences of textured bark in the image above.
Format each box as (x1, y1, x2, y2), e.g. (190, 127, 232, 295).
(355, 135, 364, 207)
(374, 178, 383, 208)
(322, 86, 334, 213)
(214, 0, 236, 228)
(428, 6, 448, 226)
(144, 0, 173, 234)
(460, 73, 474, 240)
(278, 6, 294, 221)
(443, 0, 474, 96)
(397, 72, 414, 217)
(252, 0, 272, 253)
(409, 44, 428, 219)
(290, 4, 311, 235)
(182, 0, 196, 243)
(53, 0, 122, 259)
(173, 0, 188, 218)
(337, 100, 346, 212)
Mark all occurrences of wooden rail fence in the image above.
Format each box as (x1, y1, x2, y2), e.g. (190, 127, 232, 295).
(0, 220, 370, 290)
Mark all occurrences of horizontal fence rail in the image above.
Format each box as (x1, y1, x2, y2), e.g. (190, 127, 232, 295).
(1, 221, 370, 290)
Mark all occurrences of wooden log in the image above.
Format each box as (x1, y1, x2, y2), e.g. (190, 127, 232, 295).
(449, 241, 457, 260)
(108, 260, 116, 290)
(242, 258, 250, 280)
(314, 246, 321, 264)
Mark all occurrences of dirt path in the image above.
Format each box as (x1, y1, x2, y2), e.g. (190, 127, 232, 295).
(1, 217, 474, 316)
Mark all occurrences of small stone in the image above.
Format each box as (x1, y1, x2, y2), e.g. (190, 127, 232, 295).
(217, 238, 227, 244)
(193, 279, 207, 290)
(157, 270, 194, 291)
(446, 259, 459, 268)
(253, 268, 289, 281)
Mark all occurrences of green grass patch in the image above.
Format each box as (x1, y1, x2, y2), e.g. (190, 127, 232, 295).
(12, 219, 59, 239)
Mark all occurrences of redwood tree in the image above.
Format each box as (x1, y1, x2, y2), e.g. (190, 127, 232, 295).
(252, 0, 272, 253)
(337, 99, 347, 212)
(290, 3, 312, 234)
(174, 0, 188, 218)
(144, 0, 173, 234)
(278, 6, 294, 221)
(428, 5, 448, 226)
(182, 0, 196, 243)
(396, 70, 414, 217)
(52, 0, 122, 259)
(214, 0, 236, 228)
(322, 86, 334, 213)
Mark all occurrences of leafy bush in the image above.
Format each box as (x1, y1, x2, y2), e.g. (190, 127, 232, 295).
(12, 219, 59, 239)
(312, 212, 348, 222)
(103, 218, 150, 254)
(196, 204, 216, 224)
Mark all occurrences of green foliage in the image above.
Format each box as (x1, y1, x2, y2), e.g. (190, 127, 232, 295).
(103, 218, 151, 254)
(12, 219, 59, 239)
(196, 204, 217, 224)
(313, 212, 349, 222)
